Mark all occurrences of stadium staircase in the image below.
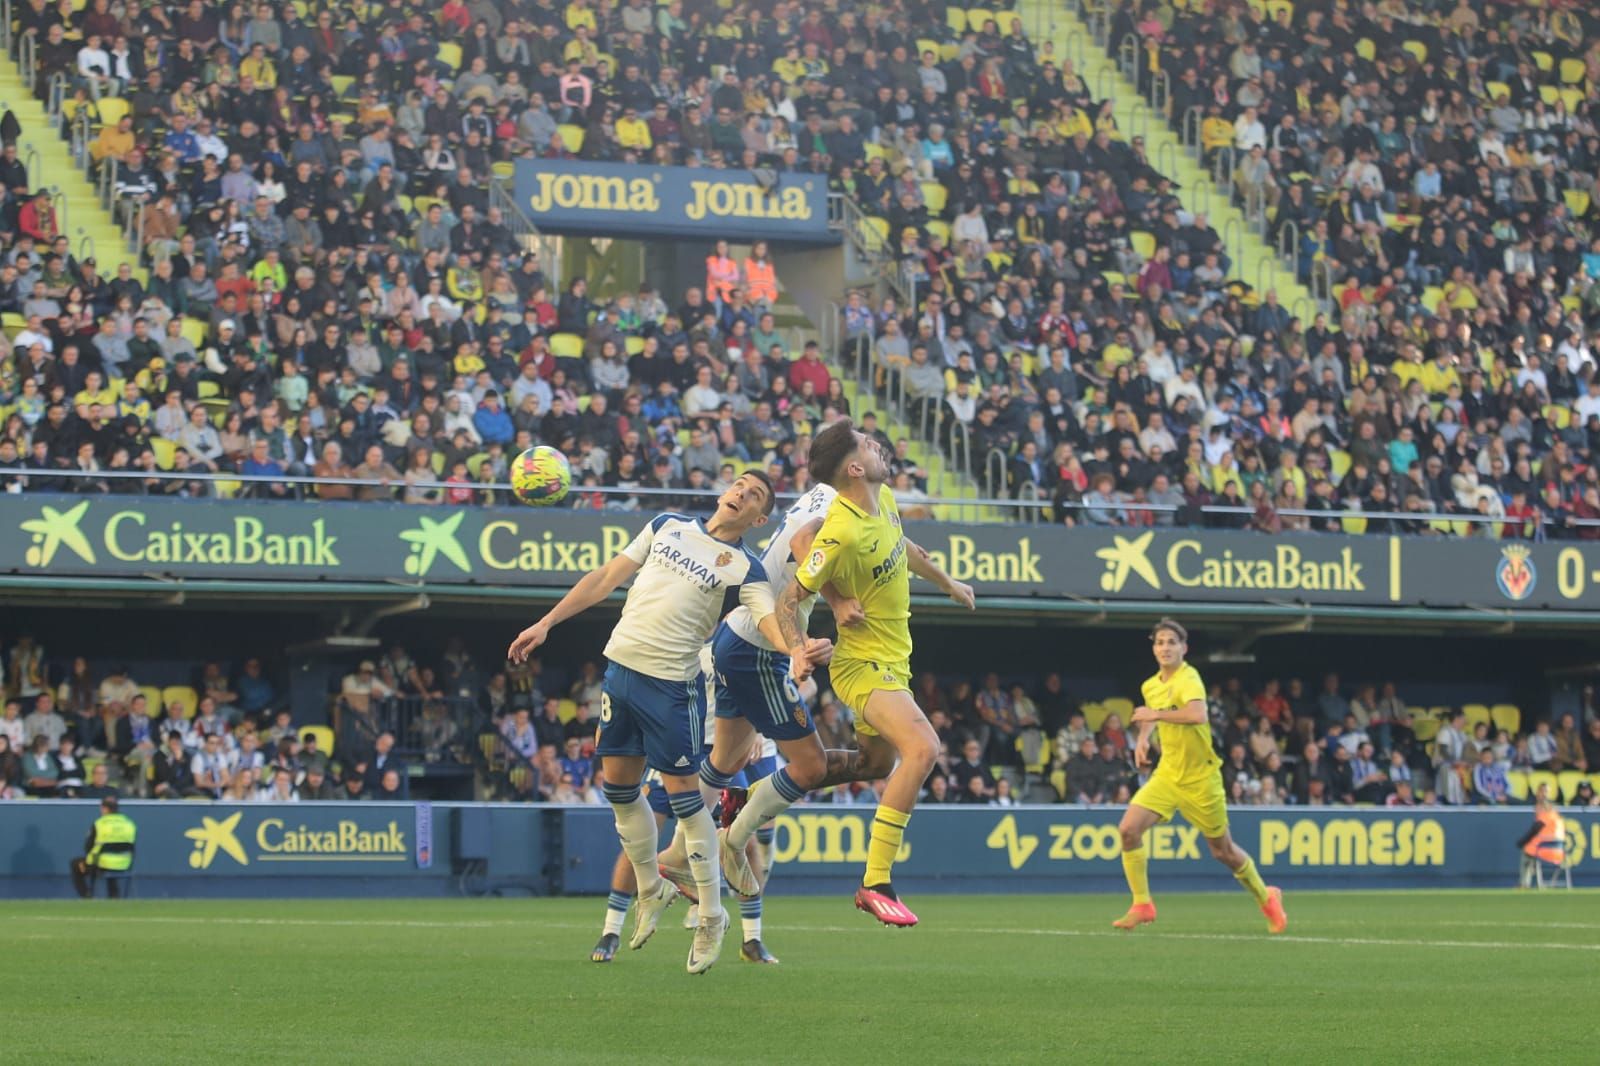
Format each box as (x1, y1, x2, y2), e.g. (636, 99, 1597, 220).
(0, 53, 126, 271)
(749, 249, 988, 522)
(1019, 0, 1318, 319)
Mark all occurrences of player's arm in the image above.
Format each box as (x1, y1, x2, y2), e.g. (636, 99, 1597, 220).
(774, 577, 815, 681)
(507, 551, 642, 662)
(1131, 699, 1207, 726)
(905, 538, 975, 609)
(789, 518, 863, 627)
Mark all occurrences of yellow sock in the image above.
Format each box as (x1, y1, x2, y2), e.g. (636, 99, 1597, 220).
(1234, 856, 1270, 906)
(1122, 846, 1152, 905)
(864, 805, 911, 886)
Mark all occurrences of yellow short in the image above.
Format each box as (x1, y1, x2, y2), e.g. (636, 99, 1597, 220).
(827, 657, 911, 738)
(1131, 772, 1229, 839)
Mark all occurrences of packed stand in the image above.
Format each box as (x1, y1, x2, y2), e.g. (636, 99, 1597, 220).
(0, 634, 479, 802)
(1004, 0, 1600, 536)
(2, 0, 981, 508)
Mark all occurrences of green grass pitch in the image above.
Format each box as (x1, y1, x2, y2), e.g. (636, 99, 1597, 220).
(5, 891, 1592, 1063)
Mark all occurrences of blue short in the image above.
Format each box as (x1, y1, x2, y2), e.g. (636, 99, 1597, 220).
(646, 774, 676, 817)
(710, 623, 816, 743)
(596, 662, 705, 776)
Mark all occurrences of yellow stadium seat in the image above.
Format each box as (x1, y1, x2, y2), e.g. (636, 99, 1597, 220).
(625, 336, 645, 355)
(946, 8, 967, 33)
(925, 219, 951, 245)
(1265, 0, 1294, 22)
(197, 380, 220, 399)
(1545, 405, 1572, 430)
(1538, 84, 1560, 105)
(1559, 58, 1585, 85)
(330, 74, 355, 100)
(860, 216, 889, 254)
(1100, 697, 1135, 727)
(556, 124, 585, 154)
(1532, 51, 1553, 73)
(1491, 701, 1516, 736)
(1506, 770, 1529, 801)
(1461, 704, 1490, 731)
(95, 96, 129, 126)
(1420, 285, 1445, 313)
(1130, 231, 1156, 261)
(920, 182, 948, 216)
(994, 9, 1022, 33)
(1049, 769, 1067, 800)
(916, 38, 941, 59)
(491, 161, 515, 181)
(1401, 40, 1426, 64)
(160, 685, 197, 719)
(1589, 773, 1600, 797)
(1484, 81, 1509, 101)
(1355, 38, 1375, 62)
(1557, 770, 1586, 804)
(214, 479, 242, 498)
(1527, 770, 1559, 802)
(1079, 701, 1108, 731)
(557, 698, 578, 723)
(549, 333, 585, 359)
(966, 9, 995, 33)
(478, 733, 503, 769)
(180, 316, 209, 349)
(1564, 190, 1590, 218)
(150, 436, 177, 470)
(436, 41, 463, 71)
(1329, 448, 1351, 481)
(1341, 515, 1367, 535)
(1411, 716, 1439, 741)
(1559, 87, 1583, 113)
(508, 765, 533, 791)
(299, 725, 334, 757)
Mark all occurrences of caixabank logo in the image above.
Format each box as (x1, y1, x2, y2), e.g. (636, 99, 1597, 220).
(184, 811, 407, 869)
(15, 501, 340, 569)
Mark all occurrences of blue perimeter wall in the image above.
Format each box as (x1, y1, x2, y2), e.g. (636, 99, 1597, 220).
(3, 802, 1595, 898)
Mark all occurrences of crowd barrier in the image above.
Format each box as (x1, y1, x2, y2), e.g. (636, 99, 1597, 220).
(3, 803, 1593, 899)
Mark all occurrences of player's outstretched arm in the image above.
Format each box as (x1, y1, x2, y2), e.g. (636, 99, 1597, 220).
(507, 553, 642, 662)
(775, 577, 817, 681)
(905, 538, 975, 609)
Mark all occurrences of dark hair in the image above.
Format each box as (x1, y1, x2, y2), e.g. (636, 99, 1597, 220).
(808, 418, 857, 486)
(1150, 618, 1187, 643)
(741, 467, 777, 516)
(102, 796, 119, 813)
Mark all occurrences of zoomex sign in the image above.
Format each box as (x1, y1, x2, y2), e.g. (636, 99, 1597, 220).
(6, 495, 1600, 610)
(513, 159, 833, 242)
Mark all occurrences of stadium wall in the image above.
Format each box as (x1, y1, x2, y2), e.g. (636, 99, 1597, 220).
(5, 802, 1594, 899)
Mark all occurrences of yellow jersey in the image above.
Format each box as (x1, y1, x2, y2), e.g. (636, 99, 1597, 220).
(1140, 662, 1219, 782)
(797, 482, 912, 666)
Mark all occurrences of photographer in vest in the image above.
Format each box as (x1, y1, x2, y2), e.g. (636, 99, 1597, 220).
(71, 797, 137, 899)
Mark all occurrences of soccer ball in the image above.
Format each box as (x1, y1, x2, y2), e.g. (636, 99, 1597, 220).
(510, 446, 572, 506)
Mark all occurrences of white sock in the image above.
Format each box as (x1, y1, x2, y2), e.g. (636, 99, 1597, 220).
(741, 917, 762, 942)
(603, 905, 627, 937)
(698, 777, 723, 813)
(728, 774, 800, 849)
(609, 795, 661, 896)
(679, 806, 725, 919)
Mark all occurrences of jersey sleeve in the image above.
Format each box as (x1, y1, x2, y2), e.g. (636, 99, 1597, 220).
(738, 555, 776, 619)
(796, 505, 854, 594)
(1175, 667, 1206, 706)
(621, 513, 677, 564)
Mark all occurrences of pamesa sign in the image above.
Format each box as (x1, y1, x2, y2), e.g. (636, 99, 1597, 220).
(6, 495, 1600, 610)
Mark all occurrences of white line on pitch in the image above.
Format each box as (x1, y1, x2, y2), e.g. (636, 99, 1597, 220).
(11, 914, 1599, 951)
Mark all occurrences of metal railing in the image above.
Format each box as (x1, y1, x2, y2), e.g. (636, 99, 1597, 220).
(1181, 106, 1204, 154)
(1211, 146, 1236, 202)
(487, 178, 558, 285)
(1148, 70, 1170, 115)
(1276, 219, 1301, 281)
(0, 470, 1561, 534)
(337, 694, 478, 763)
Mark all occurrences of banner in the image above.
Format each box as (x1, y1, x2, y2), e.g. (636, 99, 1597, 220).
(513, 159, 833, 242)
(3, 802, 1593, 897)
(559, 805, 1600, 893)
(6, 495, 1600, 611)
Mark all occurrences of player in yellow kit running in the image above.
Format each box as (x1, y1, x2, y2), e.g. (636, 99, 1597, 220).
(766, 419, 974, 927)
(1113, 619, 1288, 934)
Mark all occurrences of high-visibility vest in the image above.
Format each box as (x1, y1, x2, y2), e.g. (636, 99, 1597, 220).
(1523, 809, 1565, 865)
(88, 813, 137, 872)
(743, 257, 778, 303)
(705, 255, 740, 301)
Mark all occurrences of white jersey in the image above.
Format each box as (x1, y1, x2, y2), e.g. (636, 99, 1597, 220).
(603, 513, 775, 682)
(726, 483, 837, 651)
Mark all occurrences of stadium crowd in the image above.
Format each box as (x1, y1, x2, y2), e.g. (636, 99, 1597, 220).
(10, 632, 1597, 808)
(0, 1, 1591, 537)
(0, 634, 481, 802)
